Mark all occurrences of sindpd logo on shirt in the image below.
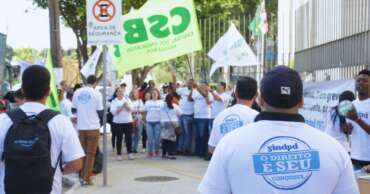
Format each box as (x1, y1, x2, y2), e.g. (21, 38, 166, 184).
(220, 114, 243, 134)
(252, 136, 320, 190)
(78, 93, 92, 104)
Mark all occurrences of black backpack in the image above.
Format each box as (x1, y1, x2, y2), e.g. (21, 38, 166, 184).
(3, 109, 61, 194)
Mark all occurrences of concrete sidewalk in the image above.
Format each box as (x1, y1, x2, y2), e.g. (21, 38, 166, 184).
(68, 151, 208, 194)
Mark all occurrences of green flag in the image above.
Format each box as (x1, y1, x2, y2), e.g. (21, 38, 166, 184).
(248, 13, 262, 38)
(110, 0, 202, 76)
(46, 50, 60, 112)
(248, 1, 268, 38)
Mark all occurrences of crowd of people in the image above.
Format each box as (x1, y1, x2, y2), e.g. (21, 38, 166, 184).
(62, 74, 245, 162)
(0, 65, 369, 194)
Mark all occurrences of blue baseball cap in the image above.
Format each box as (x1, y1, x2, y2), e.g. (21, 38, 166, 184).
(260, 66, 303, 109)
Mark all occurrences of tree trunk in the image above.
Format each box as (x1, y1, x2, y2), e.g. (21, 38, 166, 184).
(76, 38, 82, 69)
(81, 38, 89, 63)
(131, 65, 159, 87)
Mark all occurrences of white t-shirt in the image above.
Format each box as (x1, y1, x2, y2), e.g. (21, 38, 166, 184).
(0, 102, 85, 194)
(132, 99, 144, 120)
(177, 87, 194, 115)
(110, 97, 133, 124)
(193, 90, 212, 119)
(325, 108, 350, 152)
(59, 99, 72, 118)
(211, 92, 230, 119)
(72, 86, 103, 130)
(208, 104, 258, 147)
(160, 104, 182, 122)
(144, 100, 163, 122)
(199, 114, 359, 194)
(350, 98, 370, 161)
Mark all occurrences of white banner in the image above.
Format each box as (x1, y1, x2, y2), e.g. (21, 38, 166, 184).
(87, 0, 123, 45)
(300, 80, 355, 131)
(80, 47, 103, 78)
(208, 23, 260, 76)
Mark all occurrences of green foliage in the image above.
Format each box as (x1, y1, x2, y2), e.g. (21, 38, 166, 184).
(13, 48, 43, 63)
(152, 63, 172, 84)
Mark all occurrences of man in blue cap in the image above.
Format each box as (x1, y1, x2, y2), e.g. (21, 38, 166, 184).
(199, 66, 359, 194)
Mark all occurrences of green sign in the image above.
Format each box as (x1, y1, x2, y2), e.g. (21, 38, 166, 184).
(110, 0, 202, 75)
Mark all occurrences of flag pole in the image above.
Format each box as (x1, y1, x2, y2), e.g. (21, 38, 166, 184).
(261, 0, 266, 75)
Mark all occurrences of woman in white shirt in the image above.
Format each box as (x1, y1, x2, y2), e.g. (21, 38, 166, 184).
(143, 89, 163, 157)
(160, 94, 182, 159)
(131, 89, 145, 153)
(325, 90, 355, 152)
(110, 86, 134, 160)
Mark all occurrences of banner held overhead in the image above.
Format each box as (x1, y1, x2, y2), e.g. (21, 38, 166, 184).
(111, 0, 202, 75)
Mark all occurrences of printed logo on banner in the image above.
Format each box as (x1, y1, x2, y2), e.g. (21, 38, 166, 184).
(252, 136, 320, 190)
(220, 114, 243, 134)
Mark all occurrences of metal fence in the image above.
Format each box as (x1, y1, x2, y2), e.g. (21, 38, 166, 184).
(195, 15, 265, 83)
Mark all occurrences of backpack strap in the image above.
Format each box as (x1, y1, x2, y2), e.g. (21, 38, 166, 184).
(6, 108, 27, 124)
(37, 109, 64, 173)
(37, 109, 60, 126)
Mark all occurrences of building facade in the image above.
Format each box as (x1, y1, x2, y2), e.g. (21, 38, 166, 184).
(294, 0, 370, 81)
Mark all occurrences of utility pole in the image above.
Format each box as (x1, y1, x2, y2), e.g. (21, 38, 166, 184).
(48, 0, 62, 68)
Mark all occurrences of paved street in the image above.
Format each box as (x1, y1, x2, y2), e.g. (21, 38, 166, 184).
(68, 149, 208, 194)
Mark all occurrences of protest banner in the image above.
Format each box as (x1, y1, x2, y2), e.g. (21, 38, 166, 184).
(110, 0, 202, 75)
(300, 80, 355, 131)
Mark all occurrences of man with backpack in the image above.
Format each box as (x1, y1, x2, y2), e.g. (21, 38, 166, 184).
(0, 65, 85, 194)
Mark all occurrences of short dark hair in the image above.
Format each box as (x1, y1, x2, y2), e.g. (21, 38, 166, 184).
(219, 82, 226, 89)
(66, 91, 73, 101)
(236, 77, 257, 100)
(14, 89, 24, 99)
(339, 91, 355, 102)
(73, 83, 83, 92)
(358, 69, 370, 76)
(87, 75, 98, 85)
(120, 83, 127, 88)
(22, 65, 50, 101)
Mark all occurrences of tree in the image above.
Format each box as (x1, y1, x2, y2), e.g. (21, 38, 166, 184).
(33, 0, 88, 67)
(13, 48, 42, 63)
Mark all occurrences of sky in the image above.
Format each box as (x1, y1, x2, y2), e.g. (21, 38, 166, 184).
(0, 0, 76, 49)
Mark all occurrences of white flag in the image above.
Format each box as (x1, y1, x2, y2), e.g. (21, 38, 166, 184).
(81, 47, 103, 78)
(208, 23, 260, 77)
